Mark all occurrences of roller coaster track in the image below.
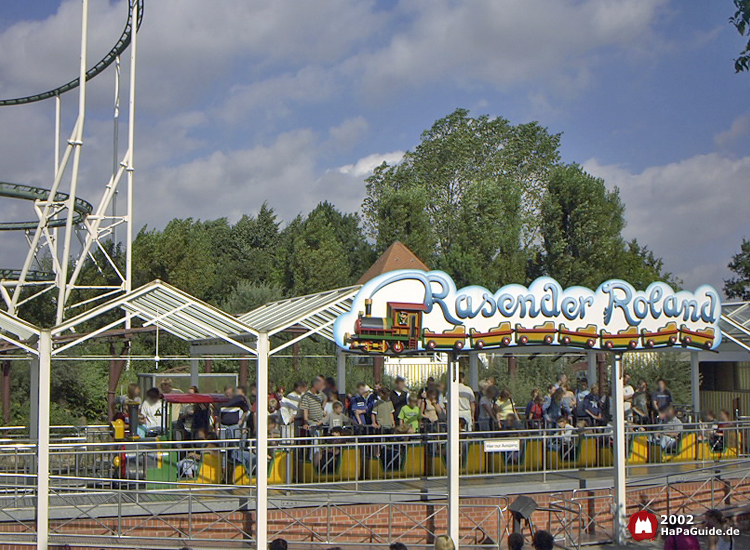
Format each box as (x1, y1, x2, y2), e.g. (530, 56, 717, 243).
(0, 182, 93, 230)
(0, 0, 143, 291)
(0, 0, 144, 106)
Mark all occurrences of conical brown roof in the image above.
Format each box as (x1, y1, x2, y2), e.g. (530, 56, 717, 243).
(357, 241, 429, 284)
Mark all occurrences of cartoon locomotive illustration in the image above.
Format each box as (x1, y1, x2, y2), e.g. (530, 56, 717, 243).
(600, 326, 641, 350)
(469, 322, 513, 349)
(344, 299, 717, 353)
(641, 322, 679, 348)
(558, 324, 599, 348)
(345, 299, 466, 353)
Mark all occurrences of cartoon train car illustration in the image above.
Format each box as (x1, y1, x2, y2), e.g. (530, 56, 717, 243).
(641, 322, 679, 348)
(679, 325, 715, 349)
(558, 324, 599, 348)
(423, 327, 468, 350)
(515, 321, 557, 345)
(346, 299, 427, 354)
(600, 326, 641, 350)
(469, 322, 513, 349)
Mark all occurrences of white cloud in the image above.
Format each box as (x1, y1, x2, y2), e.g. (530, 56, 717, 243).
(328, 116, 369, 150)
(354, 0, 666, 96)
(715, 113, 750, 148)
(584, 154, 750, 294)
(337, 151, 405, 177)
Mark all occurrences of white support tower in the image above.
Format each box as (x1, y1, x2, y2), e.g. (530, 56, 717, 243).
(0, 0, 142, 323)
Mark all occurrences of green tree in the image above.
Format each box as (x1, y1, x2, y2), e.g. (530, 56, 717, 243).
(222, 280, 286, 314)
(724, 238, 750, 299)
(305, 202, 374, 283)
(365, 181, 436, 261)
(231, 203, 281, 284)
(133, 218, 217, 300)
(540, 164, 626, 288)
(363, 108, 561, 286)
(539, 164, 672, 289)
(731, 0, 750, 72)
(289, 210, 351, 294)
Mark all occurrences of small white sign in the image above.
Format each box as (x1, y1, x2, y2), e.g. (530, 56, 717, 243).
(484, 439, 520, 453)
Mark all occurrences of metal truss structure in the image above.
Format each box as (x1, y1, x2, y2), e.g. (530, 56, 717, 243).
(0, 0, 143, 323)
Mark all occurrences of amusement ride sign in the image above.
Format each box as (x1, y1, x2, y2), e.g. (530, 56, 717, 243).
(333, 270, 722, 354)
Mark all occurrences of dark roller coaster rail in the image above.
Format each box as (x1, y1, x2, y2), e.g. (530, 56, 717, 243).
(0, 0, 144, 106)
(0, 1, 143, 281)
(0, 182, 93, 230)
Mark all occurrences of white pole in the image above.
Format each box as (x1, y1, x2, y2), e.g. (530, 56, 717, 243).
(691, 352, 700, 420)
(56, 0, 88, 324)
(337, 350, 346, 397)
(125, 0, 137, 300)
(36, 330, 52, 550)
(256, 333, 269, 549)
(587, 351, 596, 387)
(29, 357, 39, 443)
(469, 353, 479, 391)
(190, 357, 200, 389)
(447, 356, 460, 547)
(611, 353, 626, 545)
(123, 0, 138, 335)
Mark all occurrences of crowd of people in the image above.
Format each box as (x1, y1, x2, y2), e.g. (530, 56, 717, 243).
(117, 370, 737, 472)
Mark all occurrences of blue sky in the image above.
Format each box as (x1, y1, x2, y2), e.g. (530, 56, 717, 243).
(0, 0, 748, 293)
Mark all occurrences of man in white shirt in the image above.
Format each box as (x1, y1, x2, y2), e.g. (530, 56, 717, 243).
(280, 381, 307, 437)
(456, 372, 476, 431)
(139, 388, 164, 435)
(622, 372, 634, 420)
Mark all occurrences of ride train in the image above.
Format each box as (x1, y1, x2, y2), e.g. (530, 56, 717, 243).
(111, 395, 741, 487)
(344, 300, 715, 354)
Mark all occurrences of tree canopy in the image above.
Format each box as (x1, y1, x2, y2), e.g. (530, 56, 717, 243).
(725, 238, 750, 299)
(731, 0, 750, 72)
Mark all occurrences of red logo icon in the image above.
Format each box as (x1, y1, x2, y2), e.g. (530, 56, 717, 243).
(628, 510, 658, 541)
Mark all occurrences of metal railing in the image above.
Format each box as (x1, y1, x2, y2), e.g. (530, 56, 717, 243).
(0, 420, 747, 491)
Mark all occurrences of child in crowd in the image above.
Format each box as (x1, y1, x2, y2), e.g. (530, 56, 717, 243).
(324, 401, 351, 430)
(371, 388, 395, 433)
(549, 416, 575, 460)
(398, 395, 422, 432)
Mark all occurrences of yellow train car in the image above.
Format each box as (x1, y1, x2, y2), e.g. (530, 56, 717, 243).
(469, 322, 513, 349)
(650, 433, 698, 463)
(698, 431, 741, 461)
(487, 439, 544, 473)
(558, 324, 599, 348)
(423, 327, 468, 351)
(515, 321, 557, 345)
(427, 442, 486, 476)
(680, 325, 716, 349)
(600, 327, 640, 351)
(298, 447, 360, 483)
(641, 322, 679, 348)
(363, 445, 425, 479)
(232, 450, 289, 486)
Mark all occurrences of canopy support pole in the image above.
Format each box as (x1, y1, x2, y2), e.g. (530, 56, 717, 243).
(36, 330, 52, 550)
(611, 352, 626, 545)
(337, 349, 346, 398)
(691, 352, 700, 419)
(256, 332, 269, 550)
(587, 351, 596, 387)
(448, 354, 460, 547)
(469, 353, 479, 391)
(189, 358, 199, 388)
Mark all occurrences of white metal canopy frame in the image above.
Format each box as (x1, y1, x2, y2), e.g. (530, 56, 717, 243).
(0, 280, 261, 550)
